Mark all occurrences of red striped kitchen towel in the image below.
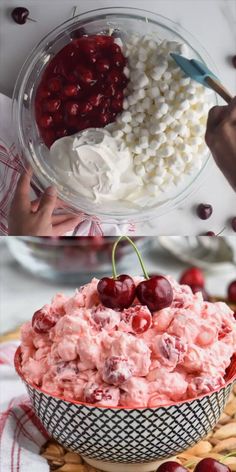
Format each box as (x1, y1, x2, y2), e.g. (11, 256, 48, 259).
(0, 342, 49, 472)
(0, 93, 135, 236)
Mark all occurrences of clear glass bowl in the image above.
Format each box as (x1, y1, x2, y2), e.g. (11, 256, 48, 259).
(12, 7, 218, 224)
(7, 236, 151, 284)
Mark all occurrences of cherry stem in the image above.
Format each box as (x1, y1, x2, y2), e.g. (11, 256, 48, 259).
(111, 236, 149, 280)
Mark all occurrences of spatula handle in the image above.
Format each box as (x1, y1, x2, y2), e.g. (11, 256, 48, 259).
(205, 76, 233, 104)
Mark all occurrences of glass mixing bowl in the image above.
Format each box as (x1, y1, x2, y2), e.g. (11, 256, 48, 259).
(7, 236, 151, 284)
(12, 7, 218, 224)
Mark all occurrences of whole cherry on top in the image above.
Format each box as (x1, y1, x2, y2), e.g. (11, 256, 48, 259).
(97, 236, 173, 312)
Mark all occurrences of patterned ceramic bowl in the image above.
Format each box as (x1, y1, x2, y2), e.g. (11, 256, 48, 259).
(15, 348, 236, 472)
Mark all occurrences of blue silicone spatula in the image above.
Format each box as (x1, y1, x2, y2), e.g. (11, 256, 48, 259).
(170, 53, 233, 104)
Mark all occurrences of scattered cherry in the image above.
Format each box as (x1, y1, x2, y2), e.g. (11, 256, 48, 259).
(11, 7, 30, 24)
(228, 280, 236, 302)
(179, 267, 205, 288)
(197, 203, 213, 220)
(96, 58, 110, 73)
(97, 274, 136, 310)
(65, 101, 80, 116)
(123, 305, 152, 334)
(136, 275, 173, 312)
(32, 307, 56, 333)
(194, 458, 231, 472)
(204, 231, 215, 236)
(231, 217, 236, 232)
(156, 461, 188, 472)
(102, 356, 133, 386)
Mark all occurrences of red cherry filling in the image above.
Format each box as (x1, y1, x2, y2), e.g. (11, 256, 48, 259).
(35, 35, 128, 147)
(122, 305, 152, 334)
(136, 276, 173, 312)
(32, 307, 56, 333)
(179, 267, 205, 288)
(228, 280, 236, 302)
(194, 458, 231, 472)
(97, 274, 136, 310)
(102, 356, 133, 386)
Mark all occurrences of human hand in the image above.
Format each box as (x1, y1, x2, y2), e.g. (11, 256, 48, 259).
(205, 96, 236, 191)
(8, 169, 82, 236)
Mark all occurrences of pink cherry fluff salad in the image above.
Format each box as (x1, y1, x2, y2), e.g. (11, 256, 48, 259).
(20, 276, 236, 408)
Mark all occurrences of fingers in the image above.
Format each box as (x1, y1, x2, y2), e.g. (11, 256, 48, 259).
(52, 217, 81, 236)
(51, 213, 82, 225)
(11, 169, 33, 213)
(207, 105, 228, 131)
(38, 186, 57, 217)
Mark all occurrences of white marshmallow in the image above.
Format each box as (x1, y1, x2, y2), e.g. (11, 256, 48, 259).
(135, 165, 146, 177)
(150, 123, 167, 134)
(121, 111, 132, 123)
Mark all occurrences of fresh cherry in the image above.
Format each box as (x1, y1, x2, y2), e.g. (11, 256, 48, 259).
(136, 276, 173, 312)
(194, 458, 231, 472)
(32, 307, 56, 333)
(179, 267, 205, 288)
(89, 93, 103, 107)
(97, 275, 136, 310)
(11, 7, 30, 24)
(228, 280, 236, 302)
(113, 53, 126, 68)
(231, 217, 236, 232)
(102, 356, 133, 386)
(156, 461, 188, 472)
(197, 203, 213, 220)
(204, 231, 215, 236)
(123, 305, 152, 334)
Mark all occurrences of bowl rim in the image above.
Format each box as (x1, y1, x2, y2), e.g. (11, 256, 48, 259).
(12, 5, 219, 223)
(14, 346, 236, 411)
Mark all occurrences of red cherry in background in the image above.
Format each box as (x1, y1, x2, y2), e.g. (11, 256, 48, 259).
(179, 267, 205, 288)
(136, 276, 173, 312)
(194, 458, 231, 472)
(97, 275, 136, 310)
(228, 280, 236, 302)
(156, 461, 188, 472)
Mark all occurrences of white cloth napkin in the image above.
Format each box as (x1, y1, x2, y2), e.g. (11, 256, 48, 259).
(0, 342, 49, 472)
(0, 93, 135, 236)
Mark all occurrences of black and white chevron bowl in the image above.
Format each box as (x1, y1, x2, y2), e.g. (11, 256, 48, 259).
(15, 347, 236, 465)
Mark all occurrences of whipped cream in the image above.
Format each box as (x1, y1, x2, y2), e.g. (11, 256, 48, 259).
(49, 129, 142, 203)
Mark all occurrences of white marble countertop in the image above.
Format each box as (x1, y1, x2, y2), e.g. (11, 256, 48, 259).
(1, 236, 236, 336)
(0, 0, 236, 235)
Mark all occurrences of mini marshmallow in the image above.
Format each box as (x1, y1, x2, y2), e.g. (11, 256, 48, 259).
(151, 175, 165, 186)
(139, 136, 149, 149)
(150, 140, 161, 150)
(121, 111, 132, 123)
(123, 66, 130, 78)
(158, 103, 169, 116)
(145, 160, 156, 172)
(135, 165, 146, 177)
(123, 98, 129, 110)
(148, 87, 160, 98)
(112, 130, 124, 139)
(133, 72, 150, 89)
(178, 100, 190, 111)
(150, 122, 167, 134)
(158, 145, 175, 158)
(134, 146, 142, 155)
(179, 77, 191, 87)
(150, 63, 167, 81)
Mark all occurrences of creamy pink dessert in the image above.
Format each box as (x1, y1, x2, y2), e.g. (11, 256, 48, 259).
(20, 276, 236, 407)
